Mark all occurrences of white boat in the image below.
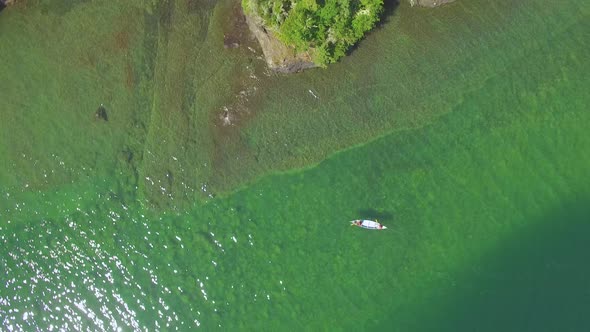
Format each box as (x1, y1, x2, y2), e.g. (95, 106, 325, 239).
(351, 219, 387, 230)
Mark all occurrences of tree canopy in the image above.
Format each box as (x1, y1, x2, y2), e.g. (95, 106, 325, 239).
(243, 0, 384, 65)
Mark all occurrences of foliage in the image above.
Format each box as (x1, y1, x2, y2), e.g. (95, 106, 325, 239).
(244, 0, 384, 65)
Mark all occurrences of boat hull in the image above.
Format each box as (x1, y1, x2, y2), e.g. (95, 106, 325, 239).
(351, 219, 387, 230)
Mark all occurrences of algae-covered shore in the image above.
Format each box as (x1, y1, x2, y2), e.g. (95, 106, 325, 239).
(0, 0, 587, 209)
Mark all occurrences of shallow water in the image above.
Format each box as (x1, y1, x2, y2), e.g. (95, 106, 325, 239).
(1, 0, 589, 330)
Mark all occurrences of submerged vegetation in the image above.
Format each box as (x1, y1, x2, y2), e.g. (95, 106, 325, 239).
(243, 0, 384, 65)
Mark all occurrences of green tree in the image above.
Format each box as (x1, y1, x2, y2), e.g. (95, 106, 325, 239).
(244, 0, 384, 65)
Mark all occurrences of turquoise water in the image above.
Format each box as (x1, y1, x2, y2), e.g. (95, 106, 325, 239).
(1, 0, 589, 330)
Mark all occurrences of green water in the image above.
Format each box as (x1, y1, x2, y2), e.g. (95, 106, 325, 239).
(1, 0, 589, 330)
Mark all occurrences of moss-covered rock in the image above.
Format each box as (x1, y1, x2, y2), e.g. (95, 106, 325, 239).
(245, 10, 318, 73)
(243, 0, 384, 70)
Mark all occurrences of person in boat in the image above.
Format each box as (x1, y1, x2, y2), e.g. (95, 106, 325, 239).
(355, 220, 363, 226)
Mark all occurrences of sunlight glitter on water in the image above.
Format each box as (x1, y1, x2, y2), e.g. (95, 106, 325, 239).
(0, 169, 292, 330)
(0, 206, 191, 331)
(0, 184, 287, 330)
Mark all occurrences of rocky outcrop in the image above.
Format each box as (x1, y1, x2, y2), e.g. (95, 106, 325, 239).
(243, 0, 455, 73)
(244, 12, 318, 74)
(409, 0, 455, 7)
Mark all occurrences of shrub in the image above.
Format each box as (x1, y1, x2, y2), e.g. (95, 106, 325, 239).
(245, 0, 384, 65)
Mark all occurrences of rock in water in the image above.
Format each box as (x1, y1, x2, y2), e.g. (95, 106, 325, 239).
(95, 104, 108, 121)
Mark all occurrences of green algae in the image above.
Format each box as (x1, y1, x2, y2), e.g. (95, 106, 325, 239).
(1, 0, 589, 330)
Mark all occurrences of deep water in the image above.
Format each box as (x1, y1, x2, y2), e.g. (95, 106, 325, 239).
(1, 0, 589, 330)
